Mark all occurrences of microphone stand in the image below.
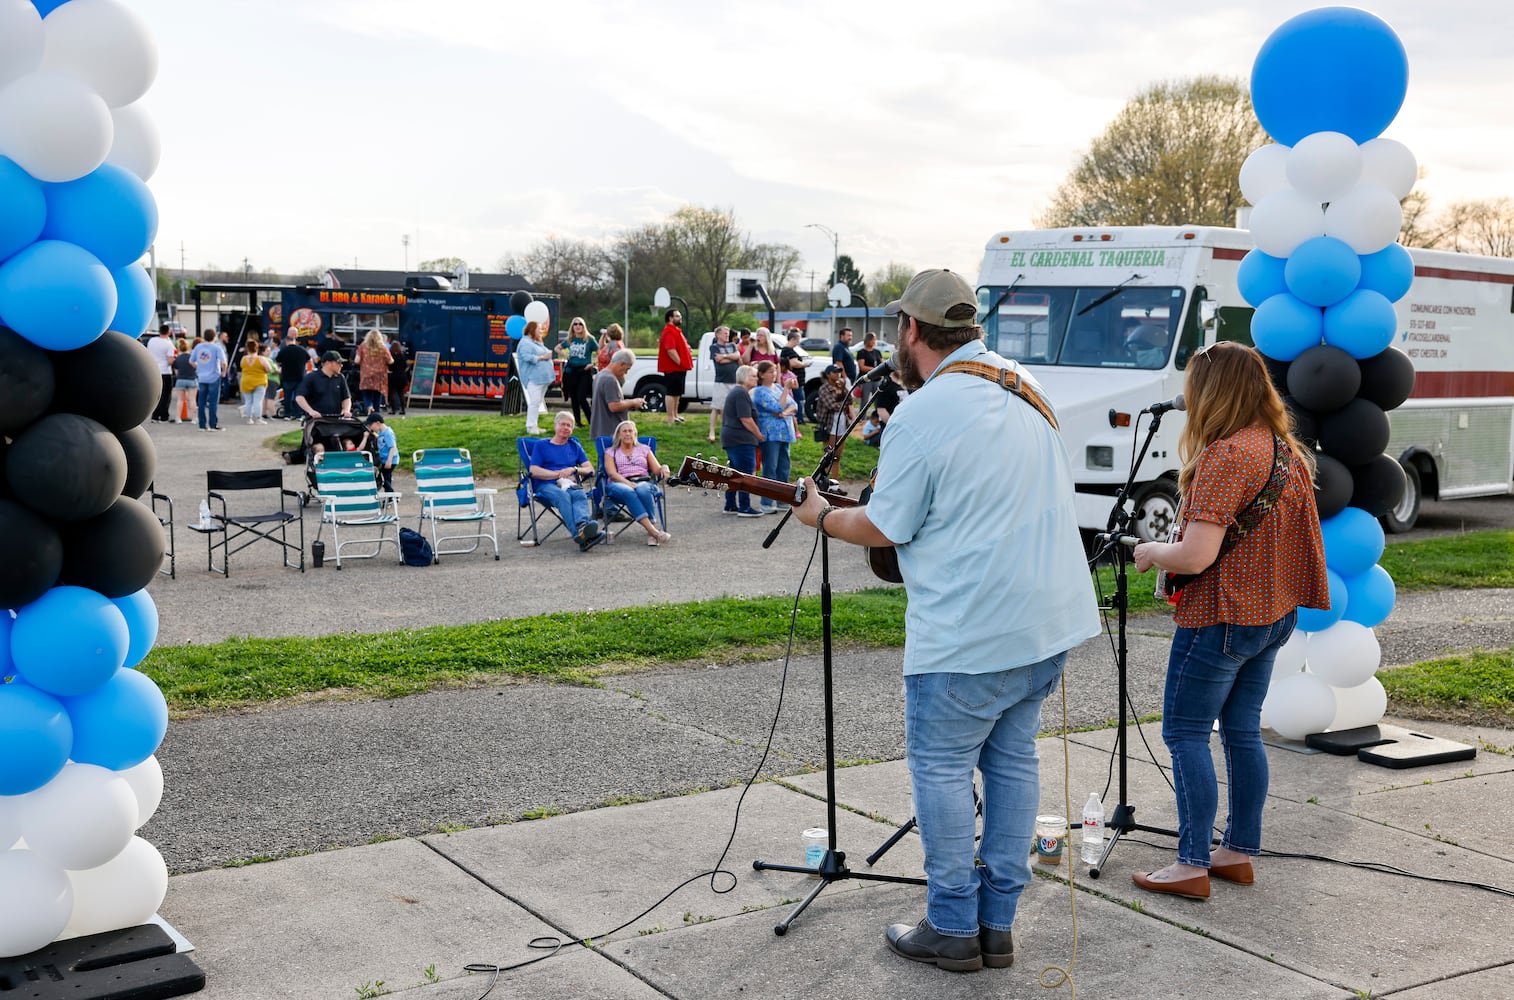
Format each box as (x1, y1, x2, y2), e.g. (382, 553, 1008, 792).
(1086, 408, 1179, 878)
(752, 373, 924, 936)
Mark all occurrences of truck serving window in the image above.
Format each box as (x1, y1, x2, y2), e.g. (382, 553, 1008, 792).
(977, 285, 1184, 371)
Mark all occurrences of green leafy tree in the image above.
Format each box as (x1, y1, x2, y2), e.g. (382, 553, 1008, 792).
(869, 261, 914, 305)
(1035, 76, 1265, 228)
(826, 255, 866, 301)
(418, 256, 471, 274)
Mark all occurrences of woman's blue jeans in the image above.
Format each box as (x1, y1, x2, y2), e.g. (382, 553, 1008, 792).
(904, 653, 1066, 936)
(606, 480, 657, 523)
(757, 441, 791, 509)
(723, 444, 756, 511)
(1162, 610, 1297, 867)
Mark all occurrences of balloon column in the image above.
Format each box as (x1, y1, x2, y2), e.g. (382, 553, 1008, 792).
(0, 0, 173, 959)
(1240, 8, 1416, 741)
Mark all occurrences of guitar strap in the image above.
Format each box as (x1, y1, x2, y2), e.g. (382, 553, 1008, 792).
(935, 360, 1059, 431)
(1165, 434, 1291, 594)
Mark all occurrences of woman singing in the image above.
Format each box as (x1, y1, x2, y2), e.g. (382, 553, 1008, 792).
(1131, 342, 1328, 900)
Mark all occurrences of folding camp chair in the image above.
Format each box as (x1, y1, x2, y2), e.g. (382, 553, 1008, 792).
(313, 451, 402, 568)
(150, 482, 175, 579)
(187, 469, 304, 577)
(592, 436, 667, 541)
(515, 437, 605, 549)
(413, 447, 499, 560)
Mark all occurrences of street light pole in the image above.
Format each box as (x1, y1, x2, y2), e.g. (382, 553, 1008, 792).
(806, 223, 840, 342)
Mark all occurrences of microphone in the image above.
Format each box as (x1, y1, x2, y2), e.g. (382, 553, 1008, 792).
(1144, 394, 1184, 415)
(858, 357, 896, 384)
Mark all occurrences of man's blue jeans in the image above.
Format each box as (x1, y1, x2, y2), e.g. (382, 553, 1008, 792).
(606, 480, 657, 522)
(197, 380, 220, 428)
(533, 481, 590, 536)
(904, 653, 1066, 937)
(1162, 611, 1297, 867)
(723, 443, 756, 512)
(757, 441, 791, 509)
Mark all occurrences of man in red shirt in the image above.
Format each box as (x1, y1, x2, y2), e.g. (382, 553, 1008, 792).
(657, 308, 693, 424)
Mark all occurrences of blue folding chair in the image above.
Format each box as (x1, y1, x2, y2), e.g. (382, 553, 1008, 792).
(516, 437, 606, 549)
(592, 436, 667, 540)
(414, 447, 499, 561)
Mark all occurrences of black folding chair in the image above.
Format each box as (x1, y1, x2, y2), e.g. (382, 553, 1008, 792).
(190, 469, 305, 576)
(149, 482, 175, 580)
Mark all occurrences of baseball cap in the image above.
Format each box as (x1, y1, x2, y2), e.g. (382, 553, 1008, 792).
(823, 363, 844, 375)
(883, 269, 978, 328)
(321, 350, 343, 363)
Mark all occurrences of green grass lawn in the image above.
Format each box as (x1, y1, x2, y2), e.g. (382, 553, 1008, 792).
(269, 409, 884, 482)
(1380, 648, 1514, 725)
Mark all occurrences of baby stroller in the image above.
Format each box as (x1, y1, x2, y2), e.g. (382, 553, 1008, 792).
(283, 415, 368, 506)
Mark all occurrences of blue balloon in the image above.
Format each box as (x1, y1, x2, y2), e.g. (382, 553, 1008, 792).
(109, 263, 155, 337)
(1238, 249, 1288, 307)
(0, 157, 46, 263)
(1342, 564, 1396, 628)
(1250, 293, 1323, 362)
(64, 666, 167, 771)
(31, 1, 72, 15)
(1320, 506, 1385, 577)
(1251, 7, 1409, 145)
(506, 314, 527, 340)
(1323, 288, 1398, 359)
(1285, 237, 1361, 308)
(0, 612, 13, 676)
(1297, 568, 1347, 633)
(1357, 244, 1414, 302)
(0, 240, 115, 350)
(0, 680, 73, 795)
(10, 585, 129, 697)
(110, 589, 159, 669)
(41, 164, 159, 270)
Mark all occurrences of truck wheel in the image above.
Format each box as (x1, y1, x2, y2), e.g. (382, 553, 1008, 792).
(1381, 461, 1421, 533)
(640, 382, 667, 414)
(1129, 479, 1179, 543)
(804, 391, 819, 423)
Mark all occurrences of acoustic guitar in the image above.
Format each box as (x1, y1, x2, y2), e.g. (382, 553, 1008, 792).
(671, 456, 903, 583)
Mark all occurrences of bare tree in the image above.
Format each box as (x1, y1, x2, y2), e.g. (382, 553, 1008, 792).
(1036, 76, 1266, 229)
(666, 206, 749, 332)
(1438, 198, 1514, 258)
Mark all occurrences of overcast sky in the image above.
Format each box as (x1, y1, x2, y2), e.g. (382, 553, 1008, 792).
(134, 0, 1512, 287)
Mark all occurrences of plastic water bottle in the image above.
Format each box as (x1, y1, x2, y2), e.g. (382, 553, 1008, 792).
(1080, 792, 1105, 865)
(198, 499, 213, 529)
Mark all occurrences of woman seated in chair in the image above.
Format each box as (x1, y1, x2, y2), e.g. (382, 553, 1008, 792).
(604, 420, 671, 546)
(528, 412, 601, 550)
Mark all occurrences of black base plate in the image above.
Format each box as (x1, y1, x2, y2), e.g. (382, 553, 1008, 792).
(0, 924, 204, 999)
(1306, 725, 1394, 755)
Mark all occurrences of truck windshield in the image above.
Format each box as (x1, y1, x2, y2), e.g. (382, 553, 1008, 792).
(976, 284, 1186, 370)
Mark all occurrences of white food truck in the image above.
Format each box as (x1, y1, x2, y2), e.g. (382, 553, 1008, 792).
(975, 226, 1514, 540)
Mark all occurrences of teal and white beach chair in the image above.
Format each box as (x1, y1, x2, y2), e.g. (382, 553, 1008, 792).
(313, 451, 401, 568)
(413, 447, 499, 561)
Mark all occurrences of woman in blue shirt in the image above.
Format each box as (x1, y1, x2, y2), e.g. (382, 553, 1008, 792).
(559, 317, 599, 428)
(514, 322, 556, 434)
(751, 361, 796, 511)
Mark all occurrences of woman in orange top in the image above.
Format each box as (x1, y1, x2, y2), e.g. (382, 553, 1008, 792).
(1131, 342, 1328, 900)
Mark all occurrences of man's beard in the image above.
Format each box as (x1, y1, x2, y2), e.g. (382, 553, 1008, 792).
(895, 336, 926, 390)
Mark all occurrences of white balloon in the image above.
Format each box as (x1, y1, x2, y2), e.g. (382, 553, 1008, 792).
(1248, 189, 1326, 258)
(106, 100, 160, 180)
(0, 0, 45, 90)
(1306, 620, 1381, 688)
(0, 850, 72, 958)
(118, 756, 164, 828)
(1324, 184, 1403, 255)
(0, 793, 21, 849)
(1240, 143, 1292, 206)
(40, 0, 158, 108)
(1271, 629, 1309, 682)
(1329, 677, 1388, 731)
(1262, 672, 1336, 741)
(1359, 138, 1418, 200)
(523, 300, 551, 326)
(0, 70, 112, 182)
(1287, 131, 1363, 204)
(61, 837, 168, 939)
(18, 763, 139, 871)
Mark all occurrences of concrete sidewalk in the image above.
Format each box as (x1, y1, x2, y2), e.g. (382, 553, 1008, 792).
(157, 720, 1514, 1000)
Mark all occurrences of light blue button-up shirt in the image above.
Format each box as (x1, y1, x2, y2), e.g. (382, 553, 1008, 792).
(864, 339, 1101, 675)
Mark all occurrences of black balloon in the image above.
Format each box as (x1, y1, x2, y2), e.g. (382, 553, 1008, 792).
(1356, 347, 1416, 411)
(116, 425, 157, 499)
(1318, 398, 1391, 466)
(509, 290, 533, 314)
(1283, 396, 1319, 446)
(48, 330, 162, 433)
(1262, 354, 1291, 396)
(0, 498, 63, 609)
(6, 413, 128, 521)
(0, 326, 56, 434)
(1312, 453, 1353, 519)
(1287, 345, 1361, 413)
(59, 496, 163, 598)
(1351, 454, 1408, 517)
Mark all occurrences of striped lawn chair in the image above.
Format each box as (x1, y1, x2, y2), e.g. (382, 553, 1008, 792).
(413, 448, 498, 561)
(313, 451, 401, 568)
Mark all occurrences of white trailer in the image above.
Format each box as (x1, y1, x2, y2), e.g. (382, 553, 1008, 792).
(975, 226, 1514, 539)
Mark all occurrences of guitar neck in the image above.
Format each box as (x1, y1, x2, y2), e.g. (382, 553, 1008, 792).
(673, 457, 855, 508)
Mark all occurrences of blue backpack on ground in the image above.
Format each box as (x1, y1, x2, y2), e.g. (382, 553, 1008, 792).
(398, 527, 435, 566)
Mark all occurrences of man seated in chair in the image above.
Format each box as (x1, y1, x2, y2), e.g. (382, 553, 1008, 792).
(528, 411, 601, 550)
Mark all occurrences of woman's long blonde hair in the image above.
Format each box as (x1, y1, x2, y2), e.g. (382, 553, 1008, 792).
(1177, 341, 1314, 496)
(362, 328, 384, 355)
